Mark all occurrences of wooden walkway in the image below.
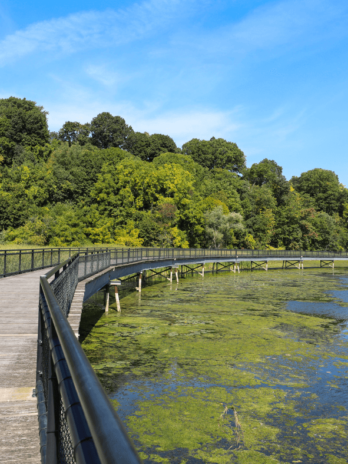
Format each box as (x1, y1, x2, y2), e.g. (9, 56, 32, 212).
(0, 270, 47, 463)
(0, 264, 123, 463)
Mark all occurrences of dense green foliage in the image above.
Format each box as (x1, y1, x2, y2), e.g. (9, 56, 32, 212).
(1, 97, 347, 250)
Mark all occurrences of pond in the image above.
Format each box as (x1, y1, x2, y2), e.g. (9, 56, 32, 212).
(80, 268, 348, 464)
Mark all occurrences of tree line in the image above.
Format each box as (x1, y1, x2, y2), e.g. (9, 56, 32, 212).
(1, 96, 347, 250)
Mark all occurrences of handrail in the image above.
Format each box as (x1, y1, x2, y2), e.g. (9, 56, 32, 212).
(3, 246, 348, 279)
(40, 276, 141, 464)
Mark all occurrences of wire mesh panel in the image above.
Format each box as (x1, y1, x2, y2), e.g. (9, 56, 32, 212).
(38, 290, 77, 464)
(78, 252, 111, 280)
(51, 258, 79, 317)
(58, 398, 75, 464)
(39, 295, 50, 407)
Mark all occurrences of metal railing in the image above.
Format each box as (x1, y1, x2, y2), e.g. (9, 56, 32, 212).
(37, 253, 141, 464)
(3, 246, 348, 279)
(32, 245, 348, 462)
(0, 247, 110, 278)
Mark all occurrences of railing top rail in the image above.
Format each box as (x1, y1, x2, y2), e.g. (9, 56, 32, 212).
(1, 246, 347, 253)
(0, 246, 115, 253)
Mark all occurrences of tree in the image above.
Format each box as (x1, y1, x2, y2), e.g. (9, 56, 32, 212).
(291, 169, 346, 215)
(90, 112, 133, 149)
(204, 206, 244, 248)
(182, 137, 246, 173)
(240, 183, 277, 248)
(150, 134, 177, 159)
(205, 168, 243, 213)
(0, 163, 50, 229)
(47, 143, 106, 203)
(137, 212, 163, 247)
(0, 97, 49, 165)
(243, 158, 289, 205)
(58, 121, 91, 146)
(127, 132, 177, 161)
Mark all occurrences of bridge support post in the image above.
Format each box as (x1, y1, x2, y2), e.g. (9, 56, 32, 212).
(175, 268, 179, 283)
(114, 286, 121, 312)
(284, 260, 303, 270)
(136, 272, 143, 292)
(104, 285, 110, 313)
(320, 260, 335, 269)
(251, 261, 268, 271)
(169, 267, 173, 283)
(110, 282, 121, 312)
(199, 264, 205, 277)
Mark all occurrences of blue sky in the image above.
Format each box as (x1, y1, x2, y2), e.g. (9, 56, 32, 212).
(0, 0, 347, 183)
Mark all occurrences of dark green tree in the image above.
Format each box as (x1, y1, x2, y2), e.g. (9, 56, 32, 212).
(58, 121, 91, 146)
(127, 132, 177, 161)
(0, 97, 49, 165)
(291, 169, 347, 215)
(243, 158, 290, 205)
(90, 112, 133, 149)
(47, 144, 130, 203)
(182, 137, 246, 173)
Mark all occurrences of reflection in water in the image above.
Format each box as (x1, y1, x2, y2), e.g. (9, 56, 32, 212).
(81, 268, 348, 463)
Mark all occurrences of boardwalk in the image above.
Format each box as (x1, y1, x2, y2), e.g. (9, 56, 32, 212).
(0, 270, 47, 463)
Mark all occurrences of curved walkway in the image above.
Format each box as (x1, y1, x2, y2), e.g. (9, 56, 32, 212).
(0, 252, 346, 462)
(0, 269, 49, 463)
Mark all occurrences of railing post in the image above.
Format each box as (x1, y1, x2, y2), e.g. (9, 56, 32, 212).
(58, 249, 61, 265)
(31, 249, 34, 271)
(19, 250, 22, 273)
(128, 248, 130, 263)
(42, 249, 44, 269)
(4, 250, 7, 277)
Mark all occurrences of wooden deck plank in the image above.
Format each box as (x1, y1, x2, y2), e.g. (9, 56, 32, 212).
(0, 269, 51, 463)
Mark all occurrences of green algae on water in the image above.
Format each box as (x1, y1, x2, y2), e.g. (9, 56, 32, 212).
(81, 268, 348, 463)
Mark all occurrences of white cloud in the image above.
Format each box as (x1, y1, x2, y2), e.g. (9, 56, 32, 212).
(181, 0, 348, 58)
(133, 109, 242, 146)
(44, 89, 243, 146)
(85, 65, 120, 87)
(0, 0, 199, 65)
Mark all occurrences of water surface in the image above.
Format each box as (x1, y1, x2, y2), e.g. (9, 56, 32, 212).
(81, 268, 348, 463)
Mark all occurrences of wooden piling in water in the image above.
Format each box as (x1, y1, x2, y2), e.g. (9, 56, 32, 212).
(110, 281, 121, 312)
(136, 272, 143, 292)
(104, 285, 110, 313)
